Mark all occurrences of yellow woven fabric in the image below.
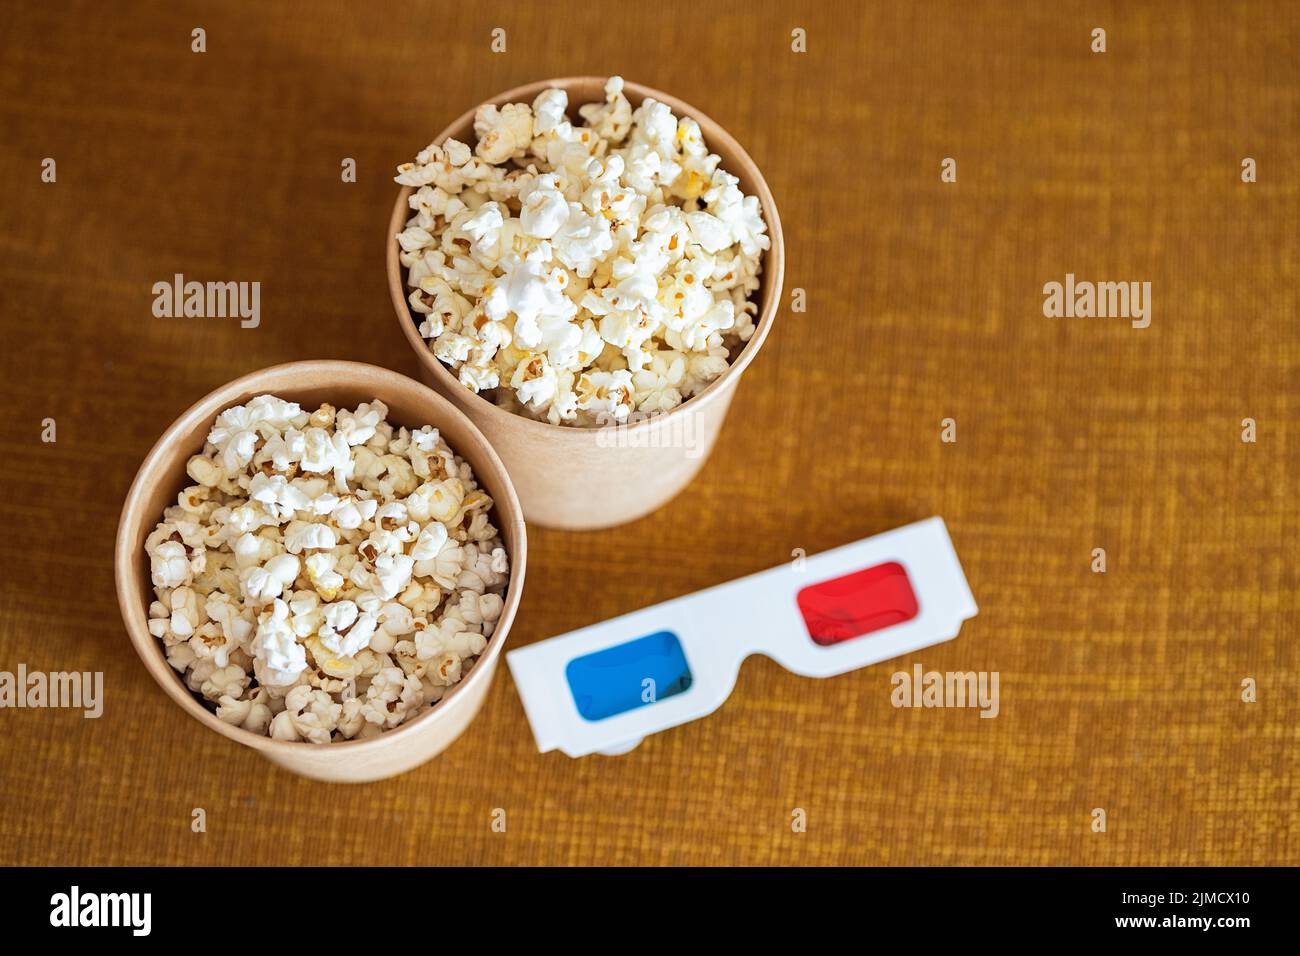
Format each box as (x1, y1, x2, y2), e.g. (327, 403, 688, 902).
(0, 0, 1295, 865)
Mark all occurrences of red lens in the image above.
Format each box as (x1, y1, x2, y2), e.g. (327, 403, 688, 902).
(797, 561, 919, 645)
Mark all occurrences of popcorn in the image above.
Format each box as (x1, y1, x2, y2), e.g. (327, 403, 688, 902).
(143, 395, 509, 742)
(283, 520, 337, 554)
(361, 666, 425, 729)
(149, 540, 191, 589)
(575, 369, 635, 420)
(240, 554, 300, 605)
(216, 686, 273, 735)
(373, 553, 415, 600)
(186, 454, 223, 488)
(200, 664, 249, 703)
(578, 76, 633, 144)
(283, 685, 343, 745)
(336, 697, 368, 739)
(251, 599, 307, 686)
(474, 102, 534, 164)
(519, 174, 570, 239)
(304, 552, 344, 601)
(395, 76, 768, 426)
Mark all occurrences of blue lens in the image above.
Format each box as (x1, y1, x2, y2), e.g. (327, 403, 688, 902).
(565, 630, 693, 721)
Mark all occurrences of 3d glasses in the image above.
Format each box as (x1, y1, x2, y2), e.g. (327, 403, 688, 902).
(507, 516, 978, 757)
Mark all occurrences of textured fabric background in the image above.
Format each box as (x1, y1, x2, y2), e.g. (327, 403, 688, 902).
(0, 0, 1296, 866)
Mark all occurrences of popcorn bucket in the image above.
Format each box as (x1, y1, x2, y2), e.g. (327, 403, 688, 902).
(114, 361, 527, 783)
(387, 77, 784, 530)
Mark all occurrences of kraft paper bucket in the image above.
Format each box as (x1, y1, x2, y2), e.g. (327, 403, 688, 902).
(115, 360, 527, 783)
(388, 77, 784, 530)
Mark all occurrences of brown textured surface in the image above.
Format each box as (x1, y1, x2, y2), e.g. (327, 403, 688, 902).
(0, 0, 1296, 866)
